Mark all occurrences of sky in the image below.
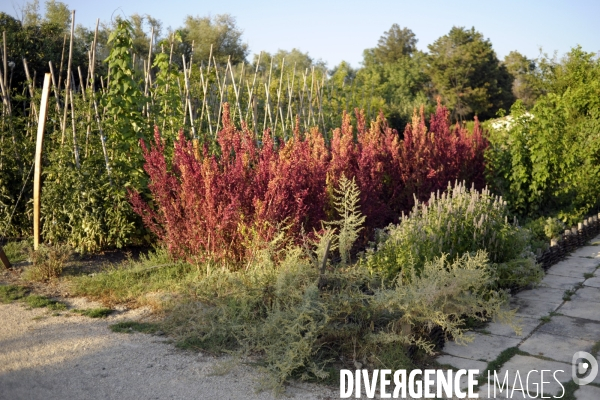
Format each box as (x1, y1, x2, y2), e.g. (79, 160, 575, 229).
(2, 0, 599, 69)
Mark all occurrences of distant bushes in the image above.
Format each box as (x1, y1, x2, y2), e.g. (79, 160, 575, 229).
(130, 101, 487, 264)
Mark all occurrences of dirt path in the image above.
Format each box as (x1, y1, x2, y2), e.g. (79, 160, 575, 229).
(0, 297, 337, 400)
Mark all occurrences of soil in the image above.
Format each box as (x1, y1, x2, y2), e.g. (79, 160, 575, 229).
(0, 250, 339, 399)
(0, 295, 339, 400)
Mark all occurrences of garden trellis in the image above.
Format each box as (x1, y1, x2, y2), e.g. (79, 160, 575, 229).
(0, 16, 373, 249)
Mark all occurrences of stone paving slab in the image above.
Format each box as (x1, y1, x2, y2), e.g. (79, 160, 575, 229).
(496, 355, 571, 398)
(569, 245, 600, 259)
(571, 286, 600, 303)
(436, 354, 488, 372)
(584, 277, 600, 288)
(442, 333, 521, 362)
(435, 237, 600, 399)
(476, 383, 511, 399)
(513, 287, 565, 303)
(560, 256, 600, 268)
(575, 385, 600, 400)
(478, 315, 539, 338)
(519, 331, 596, 364)
(537, 315, 600, 341)
(510, 296, 562, 318)
(540, 273, 585, 290)
(546, 262, 598, 278)
(559, 298, 600, 322)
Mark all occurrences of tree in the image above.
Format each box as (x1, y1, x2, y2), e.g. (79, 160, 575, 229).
(356, 24, 430, 130)
(44, 0, 70, 31)
(372, 23, 417, 64)
(0, 10, 87, 92)
(21, 0, 41, 27)
(129, 13, 162, 59)
(252, 48, 324, 73)
(180, 14, 248, 65)
(504, 51, 539, 108)
(427, 26, 514, 120)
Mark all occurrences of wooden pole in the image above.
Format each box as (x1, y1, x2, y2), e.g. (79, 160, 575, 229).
(0, 244, 11, 269)
(33, 73, 52, 251)
(3, 31, 7, 89)
(61, 10, 75, 145)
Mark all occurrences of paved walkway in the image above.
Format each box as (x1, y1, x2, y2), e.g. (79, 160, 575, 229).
(437, 236, 600, 399)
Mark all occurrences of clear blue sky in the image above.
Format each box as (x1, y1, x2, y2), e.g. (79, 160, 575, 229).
(2, 0, 599, 68)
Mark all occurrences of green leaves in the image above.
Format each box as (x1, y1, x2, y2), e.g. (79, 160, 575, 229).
(103, 19, 145, 146)
(486, 47, 600, 224)
(427, 26, 514, 121)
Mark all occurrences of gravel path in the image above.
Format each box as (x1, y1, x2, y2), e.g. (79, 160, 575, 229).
(0, 297, 337, 400)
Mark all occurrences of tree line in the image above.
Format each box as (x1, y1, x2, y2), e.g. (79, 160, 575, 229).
(3, 1, 544, 130)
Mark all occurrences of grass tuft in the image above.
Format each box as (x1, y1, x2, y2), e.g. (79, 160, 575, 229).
(559, 380, 579, 400)
(477, 346, 528, 385)
(69, 248, 199, 306)
(109, 321, 162, 334)
(24, 295, 67, 310)
(72, 308, 113, 318)
(563, 288, 576, 301)
(2, 241, 31, 264)
(0, 285, 29, 303)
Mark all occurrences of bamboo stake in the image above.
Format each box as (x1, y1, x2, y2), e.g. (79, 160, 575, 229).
(182, 55, 196, 139)
(308, 67, 316, 127)
(285, 63, 296, 132)
(263, 57, 273, 132)
(61, 10, 75, 145)
(227, 59, 243, 124)
(23, 58, 38, 120)
(70, 87, 80, 168)
(33, 74, 51, 251)
(168, 33, 174, 67)
(57, 34, 67, 95)
(273, 58, 285, 134)
(245, 52, 261, 133)
(215, 56, 230, 132)
(299, 69, 308, 130)
(48, 61, 61, 113)
(236, 62, 245, 122)
(77, 66, 86, 101)
(144, 26, 154, 96)
(3, 31, 7, 89)
(0, 62, 10, 115)
(317, 71, 326, 134)
(91, 85, 110, 176)
(198, 45, 213, 136)
(89, 19, 99, 90)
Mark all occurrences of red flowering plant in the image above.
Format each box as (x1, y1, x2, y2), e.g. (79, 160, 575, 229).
(130, 102, 488, 266)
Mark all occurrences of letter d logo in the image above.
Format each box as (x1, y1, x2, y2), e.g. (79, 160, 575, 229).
(572, 351, 598, 385)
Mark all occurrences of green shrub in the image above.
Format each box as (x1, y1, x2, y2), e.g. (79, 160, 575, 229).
(543, 217, 566, 240)
(363, 181, 542, 289)
(24, 244, 72, 282)
(485, 48, 600, 224)
(162, 177, 516, 390)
